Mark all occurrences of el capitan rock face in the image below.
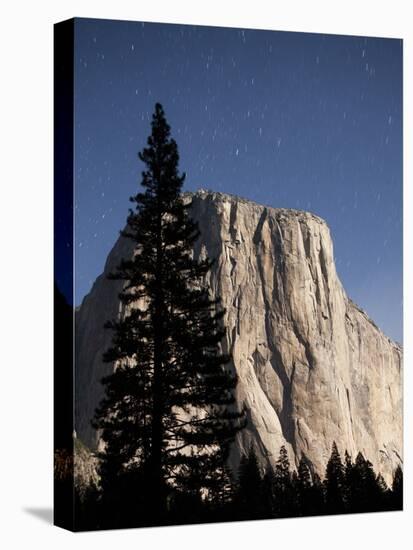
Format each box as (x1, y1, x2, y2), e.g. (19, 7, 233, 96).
(75, 190, 402, 483)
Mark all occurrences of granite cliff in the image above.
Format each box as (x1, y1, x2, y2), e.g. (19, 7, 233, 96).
(75, 190, 402, 484)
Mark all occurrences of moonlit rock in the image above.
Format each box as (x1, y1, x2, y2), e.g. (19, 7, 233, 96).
(75, 190, 402, 483)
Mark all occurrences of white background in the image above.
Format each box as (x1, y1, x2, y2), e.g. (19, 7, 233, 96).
(0, 1, 411, 548)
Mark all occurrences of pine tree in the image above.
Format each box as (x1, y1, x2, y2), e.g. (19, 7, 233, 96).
(324, 441, 346, 515)
(343, 450, 354, 511)
(376, 473, 388, 494)
(235, 445, 264, 520)
(391, 465, 403, 510)
(262, 466, 277, 518)
(375, 473, 389, 511)
(309, 472, 325, 515)
(345, 452, 383, 513)
(297, 456, 311, 488)
(290, 470, 301, 515)
(273, 445, 294, 517)
(297, 455, 312, 515)
(276, 445, 290, 475)
(207, 456, 235, 519)
(93, 103, 245, 526)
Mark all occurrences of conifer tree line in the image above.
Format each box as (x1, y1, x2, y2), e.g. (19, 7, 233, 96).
(67, 104, 402, 530)
(233, 442, 402, 523)
(72, 440, 403, 529)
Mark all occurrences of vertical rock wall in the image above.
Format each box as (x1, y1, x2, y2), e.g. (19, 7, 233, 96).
(75, 190, 402, 483)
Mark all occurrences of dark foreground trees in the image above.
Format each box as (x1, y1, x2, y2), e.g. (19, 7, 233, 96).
(232, 442, 402, 523)
(77, 432, 402, 528)
(93, 103, 245, 528)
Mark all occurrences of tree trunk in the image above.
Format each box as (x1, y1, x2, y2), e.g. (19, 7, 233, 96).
(149, 207, 165, 521)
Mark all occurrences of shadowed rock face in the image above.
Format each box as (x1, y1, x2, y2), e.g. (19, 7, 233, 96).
(75, 190, 402, 484)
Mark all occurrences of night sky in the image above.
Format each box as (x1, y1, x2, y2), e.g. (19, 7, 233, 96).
(74, 18, 402, 343)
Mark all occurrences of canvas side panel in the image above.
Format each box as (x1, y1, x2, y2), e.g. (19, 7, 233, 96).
(54, 18, 75, 532)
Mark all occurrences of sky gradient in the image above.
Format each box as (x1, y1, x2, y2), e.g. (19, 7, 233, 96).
(73, 18, 402, 342)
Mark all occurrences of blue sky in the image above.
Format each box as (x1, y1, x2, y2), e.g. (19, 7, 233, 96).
(73, 18, 402, 343)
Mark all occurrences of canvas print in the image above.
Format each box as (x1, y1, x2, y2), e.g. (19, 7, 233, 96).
(54, 18, 403, 531)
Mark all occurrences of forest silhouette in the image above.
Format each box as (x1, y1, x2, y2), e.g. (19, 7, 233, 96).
(67, 439, 403, 530)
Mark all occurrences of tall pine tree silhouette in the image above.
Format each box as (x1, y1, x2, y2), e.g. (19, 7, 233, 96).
(324, 441, 346, 514)
(94, 103, 244, 526)
(235, 445, 264, 520)
(347, 452, 383, 513)
(273, 445, 295, 517)
(297, 455, 313, 516)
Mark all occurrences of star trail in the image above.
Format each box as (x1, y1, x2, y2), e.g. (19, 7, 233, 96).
(73, 18, 402, 342)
